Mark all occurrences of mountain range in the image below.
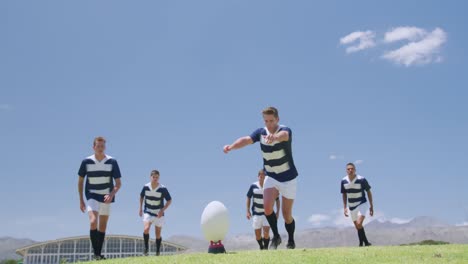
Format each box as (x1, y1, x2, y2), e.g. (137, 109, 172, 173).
(1, 216, 467, 260)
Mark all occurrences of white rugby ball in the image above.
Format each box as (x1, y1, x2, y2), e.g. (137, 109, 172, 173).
(201, 201, 230, 242)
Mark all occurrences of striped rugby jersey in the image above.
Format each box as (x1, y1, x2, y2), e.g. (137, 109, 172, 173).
(140, 183, 172, 217)
(250, 126, 298, 182)
(246, 181, 279, 216)
(340, 175, 371, 211)
(78, 155, 122, 203)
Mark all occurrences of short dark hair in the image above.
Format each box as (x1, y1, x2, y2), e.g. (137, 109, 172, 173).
(258, 169, 265, 176)
(346, 163, 356, 168)
(262, 106, 279, 118)
(93, 136, 106, 146)
(151, 170, 160, 176)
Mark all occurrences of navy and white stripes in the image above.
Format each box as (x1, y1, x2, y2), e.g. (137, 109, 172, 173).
(340, 175, 371, 211)
(247, 182, 265, 216)
(140, 183, 172, 217)
(250, 126, 298, 182)
(78, 155, 122, 203)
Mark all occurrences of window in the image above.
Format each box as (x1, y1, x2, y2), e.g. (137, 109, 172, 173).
(121, 238, 135, 253)
(27, 246, 42, 254)
(136, 240, 145, 254)
(105, 238, 120, 253)
(59, 241, 75, 254)
(44, 243, 59, 254)
(76, 239, 91, 253)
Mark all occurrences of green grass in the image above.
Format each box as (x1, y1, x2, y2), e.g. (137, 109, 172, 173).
(87, 245, 468, 264)
(401, 240, 450, 246)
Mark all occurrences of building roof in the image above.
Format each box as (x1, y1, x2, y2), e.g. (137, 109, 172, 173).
(16, 235, 188, 256)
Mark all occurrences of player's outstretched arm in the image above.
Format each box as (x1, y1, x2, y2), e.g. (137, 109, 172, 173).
(265, 130, 290, 144)
(223, 136, 254, 153)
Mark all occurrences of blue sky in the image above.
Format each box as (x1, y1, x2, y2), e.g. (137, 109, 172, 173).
(1, 1, 467, 242)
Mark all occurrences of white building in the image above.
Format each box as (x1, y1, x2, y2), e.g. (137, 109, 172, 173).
(16, 235, 187, 263)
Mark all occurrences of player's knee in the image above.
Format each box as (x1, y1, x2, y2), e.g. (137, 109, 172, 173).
(282, 210, 292, 221)
(89, 218, 97, 227)
(264, 207, 274, 216)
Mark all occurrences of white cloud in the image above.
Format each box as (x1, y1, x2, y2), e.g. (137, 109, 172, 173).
(384, 26, 428, 43)
(389, 217, 412, 224)
(308, 214, 331, 226)
(354, 160, 364, 165)
(340, 30, 376, 53)
(382, 27, 447, 66)
(329, 154, 344, 160)
(309, 208, 412, 228)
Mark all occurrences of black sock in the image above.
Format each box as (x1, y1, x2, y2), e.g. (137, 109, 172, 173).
(257, 238, 264, 249)
(156, 238, 162, 253)
(143, 233, 149, 251)
(357, 229, 363, 245)
(97, 231, 106, 256)
(90, 229, 98, 256)
(265, 212, 279, 237)
(285, 219, 295, 242)
(263, 237, 270, 249)
(361, 228, 369, 244)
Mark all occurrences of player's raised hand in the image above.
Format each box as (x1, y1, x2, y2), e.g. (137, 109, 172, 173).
(264, 134, 276, 144)
(344, 208, 349, 217)
(80, 200, 86, 213)
(223, 145, 231, 154)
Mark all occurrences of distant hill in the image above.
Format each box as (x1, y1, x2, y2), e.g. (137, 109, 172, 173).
(3, 216, 468, 257)
(168, 216, 468, 251)
(0, 237, 35, 260)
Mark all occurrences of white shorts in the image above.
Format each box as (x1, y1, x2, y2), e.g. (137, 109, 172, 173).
(263, 176, 297, 199)
(87, 199, 111, 216)
(350, 203, 369, 222)
(252, 215, 270, 229)
(143, 213, 165, 228)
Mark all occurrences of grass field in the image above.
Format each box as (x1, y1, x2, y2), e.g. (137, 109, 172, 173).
(88, 244, 468, 264)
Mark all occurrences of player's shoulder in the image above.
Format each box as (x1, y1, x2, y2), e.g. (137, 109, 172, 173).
(356, 175, 366, 180)
(252, 127, 267, 134)
(341, 176, 349, 183)
(105, 155, 118, 163)
(251, 181, 260, 188)
(158, 184, 168, 190)
(82, 155, 95, 163)
(278, 125, 292, 132)
(143, 182, 152, 189)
